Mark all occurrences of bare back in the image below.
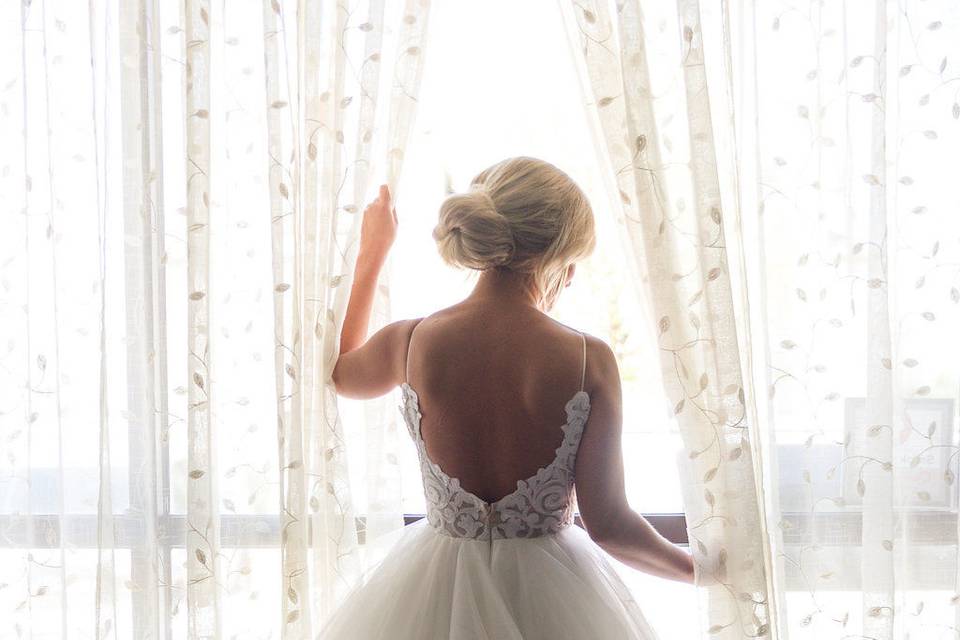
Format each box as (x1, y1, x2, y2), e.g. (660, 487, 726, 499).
(404, 300, 587, 504)
(332, 175, 694, 584)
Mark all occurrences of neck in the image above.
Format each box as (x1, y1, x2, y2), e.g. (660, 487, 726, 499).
(468, 269, 541, 309)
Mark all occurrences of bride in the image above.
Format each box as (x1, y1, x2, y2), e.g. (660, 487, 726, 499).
(321, 157, 694, 639)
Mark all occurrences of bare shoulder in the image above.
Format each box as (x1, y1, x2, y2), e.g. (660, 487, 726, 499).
(410, 304, 461, 329)
(386, 317, 424, 340)
(407, 301, 503, 342)
(331, 317, 424, 399)
(555, 329, 618, 395)
(583, 333, 618, 378)
(363, 317, 422, 355)
(384, 317, 424, 360)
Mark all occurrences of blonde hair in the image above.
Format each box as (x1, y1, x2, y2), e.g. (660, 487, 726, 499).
(433, 157, 596, 309)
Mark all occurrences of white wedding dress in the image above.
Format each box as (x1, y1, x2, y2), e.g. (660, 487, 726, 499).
(320, 333, 659, 639)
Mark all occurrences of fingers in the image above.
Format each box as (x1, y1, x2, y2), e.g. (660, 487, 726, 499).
(391, 207, 398, 225)
(366, 184, 393, 216)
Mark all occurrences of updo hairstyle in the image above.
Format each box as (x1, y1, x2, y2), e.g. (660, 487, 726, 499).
(432, 157, 596, 309)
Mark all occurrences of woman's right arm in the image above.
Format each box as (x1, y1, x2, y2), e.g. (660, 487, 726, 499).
(574, 338, 696, 584)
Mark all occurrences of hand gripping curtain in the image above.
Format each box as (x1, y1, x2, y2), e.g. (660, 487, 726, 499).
(269, 0, 431, 636)
(560, 1, 779, 638)
(0, 0, 430, 638)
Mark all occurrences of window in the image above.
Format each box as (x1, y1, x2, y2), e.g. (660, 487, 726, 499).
(335, 1, 690, 521)
(340, 2, 698, 635)
(0, 1, 697, 636)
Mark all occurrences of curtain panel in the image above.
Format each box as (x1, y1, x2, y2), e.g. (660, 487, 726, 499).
(733, 1, 960, 638)
(564, 0, 960, 638)
(0, 0, 430, 638)
(561, 0, 777, 637)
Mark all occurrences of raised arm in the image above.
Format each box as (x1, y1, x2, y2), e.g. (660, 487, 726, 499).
(332, 185, 420, 399)
(340, 184, 396, 356)
(575, 337, 696, 584)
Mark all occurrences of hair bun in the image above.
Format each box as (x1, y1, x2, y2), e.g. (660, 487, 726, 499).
(433, 188, 516, 270)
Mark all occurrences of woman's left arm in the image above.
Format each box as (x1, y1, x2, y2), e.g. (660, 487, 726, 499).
(332, 185, 420, 399)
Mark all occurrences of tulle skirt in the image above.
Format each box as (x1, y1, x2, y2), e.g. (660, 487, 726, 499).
(318, 518, 659, 639)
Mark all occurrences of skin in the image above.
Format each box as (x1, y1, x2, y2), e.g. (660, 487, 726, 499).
(333, 184, 696, 585)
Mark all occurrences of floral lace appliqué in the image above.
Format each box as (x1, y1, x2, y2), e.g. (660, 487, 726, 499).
(399, 383, 591, 540)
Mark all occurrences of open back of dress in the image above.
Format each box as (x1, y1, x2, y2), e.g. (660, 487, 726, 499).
(319, 330, 660, 639)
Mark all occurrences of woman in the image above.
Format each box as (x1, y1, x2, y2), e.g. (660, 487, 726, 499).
(323, 157, 694, 639)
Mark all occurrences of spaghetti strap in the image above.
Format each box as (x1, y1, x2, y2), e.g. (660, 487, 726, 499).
(404, 320, 423, 384)
(328, 321, 658, 638)
(578, 332, 587, 392)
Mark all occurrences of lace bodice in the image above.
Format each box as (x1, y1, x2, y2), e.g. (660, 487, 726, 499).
(399, 382, 591, 540)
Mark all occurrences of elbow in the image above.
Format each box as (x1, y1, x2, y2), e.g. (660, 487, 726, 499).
(584, 511, 626, 548)
(330, 361, 346, 396)
(586, 526, 614, 549)
(584, 506, 647, 553)
(329, 360, 376, 400)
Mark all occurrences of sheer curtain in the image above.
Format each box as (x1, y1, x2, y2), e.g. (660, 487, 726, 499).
(735, 1, 960, 637)
(561, 0, 777, 637)
(564, 0, 960, 638)
(0, 0, 430, 637)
